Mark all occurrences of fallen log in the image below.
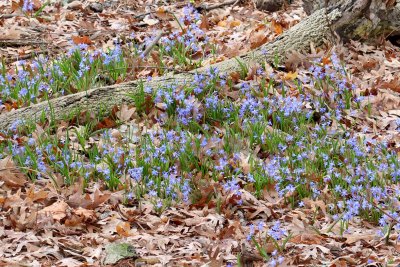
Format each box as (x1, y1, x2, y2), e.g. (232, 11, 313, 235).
(0, 0, 399, 130)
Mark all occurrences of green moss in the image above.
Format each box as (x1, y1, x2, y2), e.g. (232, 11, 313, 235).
(103, 243, 137, 265)
(354, 20, 373, 39)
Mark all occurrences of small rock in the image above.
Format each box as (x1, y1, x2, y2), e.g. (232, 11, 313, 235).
(89, 2, 104, 13)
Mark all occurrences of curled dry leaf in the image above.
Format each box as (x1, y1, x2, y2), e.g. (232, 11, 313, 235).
(0, 156, 27, 188)
(38, 201, 69, 222)
(283, 71, 298, 80)
(26, 187, 49, 203)
(68, 188, 111, 209)
(116, 222, 132, 237)
(344, 234, 377, 244)
(72, 35, 92, 45)
(143, 16, 159, 26)
(65, 207, 97, 226)
(249, 31, 268, 49)
(291, 233, 324, 245)
(116, 105, 136, 122)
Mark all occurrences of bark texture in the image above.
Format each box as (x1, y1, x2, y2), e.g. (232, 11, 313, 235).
(303, 0, 400, 40)
(255, 0, 288, 12)
(0, 0, 399, 130)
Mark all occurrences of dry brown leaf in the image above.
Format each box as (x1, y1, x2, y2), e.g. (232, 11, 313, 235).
(291, 234, 323, 245)
(271, 20, 283, 35)
(0, 25, 22, 40)
(65, 12, 76, 21)
(57, 258, 84, 267)
(200, 15, 210, 30)
(3, 189, 24, 209)
(217, 20, 227, 27)
(26, 187, 48, 202)
(143, 16, 159, 26)
(283, 71, 298, 81)
(67, 189, 111, 209)
(344, 234, 377, 244)
(10, 207, 37, 230)
(230, 21, 241, 28)
(303, 198, 327, 216)
(72, 35, 92, 45)
(330, 256, 358, 266)
(379, 77, 400, 92)
(285, 50, 308, 71)
(116, 105, 136, 122)
(116, 222, 131, 237)
(155, 7, 172, 20)
(0, 156, 27, 188)
(74, 207, 97, 221)
(249, 31, 268, 49)
(38, 201, 69, 221)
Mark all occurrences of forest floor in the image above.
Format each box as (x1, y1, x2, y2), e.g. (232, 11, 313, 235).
(1, 0, 400, 266)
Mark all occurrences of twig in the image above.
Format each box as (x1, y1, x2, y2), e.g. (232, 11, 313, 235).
(5, 50, 49, 63)
(197, 0, 238, 12)
(0, 14, 19, 19)
(0, 39, 45, 47)
(134, 11, 153, 19)
(135, 0, 239, 21)
(141, 31, 163, 58)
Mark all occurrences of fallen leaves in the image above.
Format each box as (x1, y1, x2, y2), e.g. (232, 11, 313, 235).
(116, 222, 132, 237)
(271, 20, 283, 35)
(67, 188, 111, 209)
(0, 156, 27, 188)
(26, 187, 49, 203)
(249, 24, 270, 49)
(143, 16, 159, 26)
(65, 207, 97, 226)
(283, 70, 298, 80)
(71, 35, 93, 45)
(1, 0, 400, 266)
(291, 233, 324, 245)
(38, 200, 69, 221)
(116, 104, 136, 122)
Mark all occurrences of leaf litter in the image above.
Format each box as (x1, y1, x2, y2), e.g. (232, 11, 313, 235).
(1, 0, 400, 266)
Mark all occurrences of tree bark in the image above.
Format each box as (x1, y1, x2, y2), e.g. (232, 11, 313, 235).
(0, 0, 399, 130)
(255, 0, 288, 12)
(303, 0, 400, 40)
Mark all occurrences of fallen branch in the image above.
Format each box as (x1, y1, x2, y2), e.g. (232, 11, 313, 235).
(5, 50, 49, 63)
(134, 0, 239, 20)
(0, 14, 19, 19)
(142, 31, 163, 58)
(0, 8, 338, 130)
(1, 0, 399, 130)
(197, 0, 239, 12)
(0, 39, 45, 47)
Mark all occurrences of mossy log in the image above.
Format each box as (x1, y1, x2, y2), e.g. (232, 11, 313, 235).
(0, 0, 399, 130)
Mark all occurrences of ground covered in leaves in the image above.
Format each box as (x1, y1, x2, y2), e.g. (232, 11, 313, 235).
(1, 0, 400, 266)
